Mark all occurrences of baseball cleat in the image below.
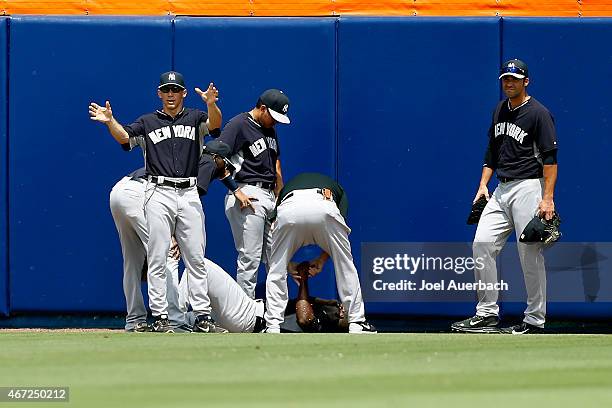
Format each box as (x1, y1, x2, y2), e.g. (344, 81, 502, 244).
(151, 315, 174, 333)
(129, 322, 151, 332)
(193, 315, 229, 333)
(451, 315, 500, 333)
(349, 321, 378, 334)
(500, 322, 543, 335)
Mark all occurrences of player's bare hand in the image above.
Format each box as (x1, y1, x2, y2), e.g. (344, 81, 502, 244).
(168, 236, 181, 260)
(308, 258, 325, 277)
(234, 189, 257, 211)
(473, 185, 490, 203)
(89, 101, 113, 123)
(538, 198, 555, 221)
(287, 261, 299, 276)
(287, 262, 302, 284)
(195, 83, 219, 106)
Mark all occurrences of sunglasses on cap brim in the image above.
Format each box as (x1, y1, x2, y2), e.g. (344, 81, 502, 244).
(499, 66, 526, 76)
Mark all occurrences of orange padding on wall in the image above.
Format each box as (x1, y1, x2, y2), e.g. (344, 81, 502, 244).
(1, 0, 610, 17)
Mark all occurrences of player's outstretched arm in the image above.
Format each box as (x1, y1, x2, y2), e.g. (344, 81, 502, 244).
(295, 262, 316, 329)
(89, 101, 129, 144)
(195, 83, 222, 131)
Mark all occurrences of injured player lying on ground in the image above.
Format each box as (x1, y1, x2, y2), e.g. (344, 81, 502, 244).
(178, 258, 349, 333)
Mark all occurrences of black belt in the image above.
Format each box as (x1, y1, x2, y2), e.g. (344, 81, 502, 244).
(498, 176, 538, 183)
(149, 176, 192, 189)
(253, 316, 266, 333)
(246, 181, 275, 190)
(498, 176, 517, 183)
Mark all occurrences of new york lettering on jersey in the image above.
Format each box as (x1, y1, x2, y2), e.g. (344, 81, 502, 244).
(494, 122, 528, 144)
(124, 108, 209, 178)
(248, 137, 278, 157)
(147, 125, 197, 144)
(490, 97, 557, 179)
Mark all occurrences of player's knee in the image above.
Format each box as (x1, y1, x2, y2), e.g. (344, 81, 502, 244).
(473, 240, 499, 258)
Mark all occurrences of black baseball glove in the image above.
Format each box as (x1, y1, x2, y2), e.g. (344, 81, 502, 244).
(467, 195, 488, 225)
(519, 212, 562, 244)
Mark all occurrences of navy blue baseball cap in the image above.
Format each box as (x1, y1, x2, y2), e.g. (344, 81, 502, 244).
(159, 71, 186, 89)
(499, 59, 529, 79)
(259, 89, 290, 124)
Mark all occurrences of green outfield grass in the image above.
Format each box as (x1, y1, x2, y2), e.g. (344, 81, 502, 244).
(0, 332, 611, 407)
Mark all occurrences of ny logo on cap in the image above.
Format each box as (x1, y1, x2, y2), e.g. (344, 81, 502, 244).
(507, 62, 515, 69)
(168, 73, 176, 81)
(282, 104, 288, 113)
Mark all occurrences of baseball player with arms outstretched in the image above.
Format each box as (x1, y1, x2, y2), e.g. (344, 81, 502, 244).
(90, 71, 226, 333)
(451, 59, 559, 335)
(217, 89, 290, 299)
(264, 172, 376, 334)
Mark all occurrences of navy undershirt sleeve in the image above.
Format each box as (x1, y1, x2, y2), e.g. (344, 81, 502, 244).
(541, 149, 558, 165)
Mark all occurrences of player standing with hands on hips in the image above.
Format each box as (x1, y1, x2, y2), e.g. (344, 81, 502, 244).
(217, 89, 290, 298)
(89, 71, 228, 333)
(452, 59, 559, 335)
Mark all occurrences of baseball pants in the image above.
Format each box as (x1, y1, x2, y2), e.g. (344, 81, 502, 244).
(109, 177, 184, 330)
(144, 180, 211, 317)
(264, 189, 366, 331)
(473, 178, 546, 327)
(177, 258, 264, 333)
(224, 184, 276, 299)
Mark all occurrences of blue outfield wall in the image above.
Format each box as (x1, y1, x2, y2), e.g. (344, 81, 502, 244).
(0, 18, 8, 316)
(338, 17, 500, 317)
(2, 16, 611, 319)
(8, 16, 173, 312)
